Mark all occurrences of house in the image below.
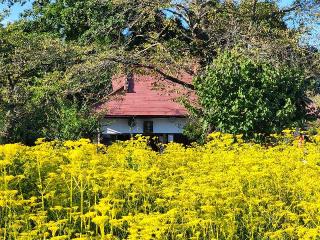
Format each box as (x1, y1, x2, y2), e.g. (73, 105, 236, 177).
(96, 72, 194, 144)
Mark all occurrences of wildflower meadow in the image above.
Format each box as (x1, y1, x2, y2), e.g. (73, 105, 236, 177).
(1, 133, 320, 239)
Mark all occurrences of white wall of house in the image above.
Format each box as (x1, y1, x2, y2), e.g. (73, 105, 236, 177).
(101, 117, 187, 135)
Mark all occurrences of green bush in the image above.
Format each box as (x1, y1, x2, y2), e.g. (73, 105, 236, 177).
(194, 50, 308, 137)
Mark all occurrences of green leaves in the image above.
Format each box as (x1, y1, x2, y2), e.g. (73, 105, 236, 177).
(0, 25, 113, 144)
(194, 49, 308, 137)
(25, 0, 126, 44)
(1, 0, 319, 144)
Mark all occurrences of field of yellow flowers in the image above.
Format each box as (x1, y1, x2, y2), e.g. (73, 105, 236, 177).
(1, 132, 320, 239)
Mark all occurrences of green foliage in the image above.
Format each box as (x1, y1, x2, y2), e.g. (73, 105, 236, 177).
(24, 0, 126, 44)
(43, 103, 99, 141)
(194, 50, 308, 137)
(0, 24, 113, 144)
(1, 0, 319, 143)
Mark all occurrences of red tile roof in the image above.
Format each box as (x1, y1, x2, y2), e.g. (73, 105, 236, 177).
(97, 73, 195, 117)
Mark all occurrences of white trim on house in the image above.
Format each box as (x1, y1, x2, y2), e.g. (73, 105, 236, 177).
(101, 117, 187, 135)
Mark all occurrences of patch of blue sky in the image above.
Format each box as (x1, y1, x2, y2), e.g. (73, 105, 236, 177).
(0, 1, 32, 24)
(278, 0, 294, 7)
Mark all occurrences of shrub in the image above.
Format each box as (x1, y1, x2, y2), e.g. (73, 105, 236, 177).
(194, 50, 308, 137)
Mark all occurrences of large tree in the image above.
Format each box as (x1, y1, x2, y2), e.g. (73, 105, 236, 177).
(101, 0, 320, 81)
(2, 0, 319, 83)
(1, 0, 319, 141)
(0, 23, 113, 143)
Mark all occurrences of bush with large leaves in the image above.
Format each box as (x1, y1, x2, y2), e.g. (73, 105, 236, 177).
(194, 50, 309, 137)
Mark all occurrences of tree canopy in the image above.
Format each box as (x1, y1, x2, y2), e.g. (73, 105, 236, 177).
(0, 0, 319, 143)
(3, 0, 318, 75)
(0, 23, 114, 143)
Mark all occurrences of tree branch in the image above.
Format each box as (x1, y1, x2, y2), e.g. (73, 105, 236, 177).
(106, 57, 195, 90)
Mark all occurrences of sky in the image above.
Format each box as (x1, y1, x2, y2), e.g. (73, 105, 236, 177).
(0, 0, 318, 47)
(0, 1, 32, 25)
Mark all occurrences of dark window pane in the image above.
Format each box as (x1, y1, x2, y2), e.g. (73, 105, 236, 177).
(143, 121, 153, 133)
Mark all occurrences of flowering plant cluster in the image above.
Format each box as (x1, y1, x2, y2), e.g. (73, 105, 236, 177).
(1, 132, 320, 239)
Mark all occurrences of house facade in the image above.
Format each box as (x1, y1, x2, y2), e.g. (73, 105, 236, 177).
(97, 73, 194, 144)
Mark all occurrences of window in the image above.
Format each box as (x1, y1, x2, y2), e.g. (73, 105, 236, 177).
(143, 121, 153, 133)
